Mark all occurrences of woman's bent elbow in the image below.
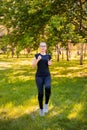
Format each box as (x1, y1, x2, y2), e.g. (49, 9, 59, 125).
(32, 63, 36, 68)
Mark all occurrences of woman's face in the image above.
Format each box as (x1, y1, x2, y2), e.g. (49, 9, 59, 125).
(39, 42, 47, 53)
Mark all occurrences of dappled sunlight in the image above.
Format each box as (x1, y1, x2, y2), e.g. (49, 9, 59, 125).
(51, 62, 87, 78)
(0, 64, 35, 84)
(0, 97, 37, 120)
(14, 75, 34, 81)
(8, 73, 34, 83)
(68, 103, 83, 119)
(0, 58, 87, 130)
(17, 60, 32, 66)
(67, 66, 81, 70)
(1, 59, 86, 80)
(0, 62, 12, 70)
(0, 59, 32, 69)
(48, 106, 64, 118)
(12, 60, 32, 67)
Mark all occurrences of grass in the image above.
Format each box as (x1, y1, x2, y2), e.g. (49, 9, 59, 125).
(0, 56, 87, 130)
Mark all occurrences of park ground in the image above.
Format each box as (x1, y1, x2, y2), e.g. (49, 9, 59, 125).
(0, 55, 87, 130)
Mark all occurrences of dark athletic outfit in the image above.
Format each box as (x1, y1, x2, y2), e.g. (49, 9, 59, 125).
(35, 53, 51, 109)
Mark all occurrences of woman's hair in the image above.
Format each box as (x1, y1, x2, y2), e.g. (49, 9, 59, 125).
(39, 42, 47, 46)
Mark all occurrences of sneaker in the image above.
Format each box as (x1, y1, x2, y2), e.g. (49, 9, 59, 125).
(39, 109, 44, 116)
(44, 104, 48, 113)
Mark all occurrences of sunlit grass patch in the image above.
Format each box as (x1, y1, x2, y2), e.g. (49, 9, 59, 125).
(50, 60, 87, 78)
(0, 96, 38, 120)
(68, 103, 83, 119)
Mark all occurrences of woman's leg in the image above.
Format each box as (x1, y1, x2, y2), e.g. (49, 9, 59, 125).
(45, 87, 51, 104)
(44, 76, 51, 105)
(35, 76, 44, 109)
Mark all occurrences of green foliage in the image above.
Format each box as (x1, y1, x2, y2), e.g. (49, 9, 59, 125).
(47, 15, 76, 47)
(0, 0, 87, 51)
(69, 0, 87, 37)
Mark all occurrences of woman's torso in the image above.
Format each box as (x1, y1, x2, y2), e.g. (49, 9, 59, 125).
(35, 53, 51, 77)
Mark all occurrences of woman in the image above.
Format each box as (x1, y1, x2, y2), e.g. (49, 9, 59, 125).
(32, 42, 52, 116)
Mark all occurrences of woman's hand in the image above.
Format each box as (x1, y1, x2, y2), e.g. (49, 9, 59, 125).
(32, 55, 42, 68)
(48, 60, 52, 66)
(37, 55, 42, 62)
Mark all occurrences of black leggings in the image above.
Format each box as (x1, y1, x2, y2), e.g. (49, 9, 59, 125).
(35, 76, 51, 109)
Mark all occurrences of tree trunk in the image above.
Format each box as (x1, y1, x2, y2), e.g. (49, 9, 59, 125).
(80, 43, 84, 65)
(56, 45, 60, 62)
(79, 0, 83, 65)
(61, 48, 64, 60)
(66, 44, 69, 61)
(66, 49, 69, 61)
(16, 52, 20, 58)
(84, 44, 87, 58)
(26, 48, 31, 58)
(57, 50, 60, 62)
(11, 47, 14, 58)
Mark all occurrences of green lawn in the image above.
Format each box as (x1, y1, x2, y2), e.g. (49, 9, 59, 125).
(0, 57, 87, 130)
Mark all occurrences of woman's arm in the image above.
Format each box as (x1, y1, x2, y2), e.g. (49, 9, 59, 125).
(32, 55, 42, 68)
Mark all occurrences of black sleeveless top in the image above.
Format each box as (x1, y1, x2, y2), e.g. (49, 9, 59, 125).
(35, 53, 51, 76)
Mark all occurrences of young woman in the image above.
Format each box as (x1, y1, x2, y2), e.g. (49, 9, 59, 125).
(32, 42, 52, 116)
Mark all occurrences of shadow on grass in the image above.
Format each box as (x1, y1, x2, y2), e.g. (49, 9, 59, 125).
(50, 76, 87, 130)
(0, 107, 87, 130)
(0, 66, 37, 107)
(0, 76, 87, 130)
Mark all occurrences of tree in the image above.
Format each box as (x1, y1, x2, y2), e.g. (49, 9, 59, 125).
(0, 0, 87, 62)
(69, 0, 87, 64)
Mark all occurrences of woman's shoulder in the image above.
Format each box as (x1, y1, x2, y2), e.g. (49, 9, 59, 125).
(35, 53, 40, 58)
(47, 54, 51, 56)
(47, 54, 52, 59)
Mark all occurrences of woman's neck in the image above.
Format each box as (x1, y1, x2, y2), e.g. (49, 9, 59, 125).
(40, 52, 46, 55)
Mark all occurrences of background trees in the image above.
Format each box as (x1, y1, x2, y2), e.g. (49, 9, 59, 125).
(69, 0, 87, 64)
(0, 0, 87, 63)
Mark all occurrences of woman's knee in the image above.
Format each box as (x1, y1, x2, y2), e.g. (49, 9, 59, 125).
(45, 87, 51, 95)
(38, 93, 43, 100)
